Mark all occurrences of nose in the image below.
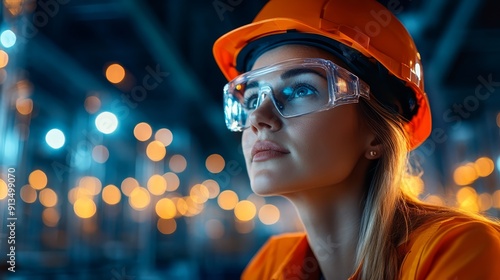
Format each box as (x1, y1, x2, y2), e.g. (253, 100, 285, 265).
(248, 94, 283, 133)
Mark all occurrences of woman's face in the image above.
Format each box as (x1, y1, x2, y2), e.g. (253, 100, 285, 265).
(241, 44, 375, 196)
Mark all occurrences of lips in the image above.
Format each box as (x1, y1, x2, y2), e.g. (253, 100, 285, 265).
(251, 140, 290, 162)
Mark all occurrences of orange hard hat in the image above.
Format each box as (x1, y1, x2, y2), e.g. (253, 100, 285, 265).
(213, 0, 431, 150)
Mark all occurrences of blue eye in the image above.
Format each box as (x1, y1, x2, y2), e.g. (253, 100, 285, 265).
(282, 83, 318, 100)
(243, 93, 259, 109)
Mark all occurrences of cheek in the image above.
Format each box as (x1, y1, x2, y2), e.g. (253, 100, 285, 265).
(291, 111, 365, 180)
(241, 131, 254, 163)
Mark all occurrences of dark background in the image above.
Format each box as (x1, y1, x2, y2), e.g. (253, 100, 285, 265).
(1, 0, 500, 279)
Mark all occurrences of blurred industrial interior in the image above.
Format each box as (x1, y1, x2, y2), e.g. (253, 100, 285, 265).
(0, 0, 500, 279)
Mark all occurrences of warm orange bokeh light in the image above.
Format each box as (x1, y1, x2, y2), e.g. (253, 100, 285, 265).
(169, 154, 187, 173)
(157, 218, 177, 235)
(68, 187, 92, 204)
(42, 208, 60, 227)
(258, 204, 280, 225)
(205, 219, 224, 239)
(121, 177, 139, 197)
(146, 140, 166, 162)
(234, 200, 257, 221)
(74, 197, 97, 218)
(453, 164, 478, 186)
(84, 95, 101, 114)
(102, 184, 121, 205)
(0, 179, 7, 200)
(29, 169, 47, 190)
(92, 145, 109, 163)
(456, 186, 479, 212)
(155, 198, 177, 219)
(493, 190, 500, 209)
(202, 179, 220, 199)
(39, 188, 58, 207)
(147, 174, 167, 196)
(424, 195, 444, 206)
(134, 122, 152, 142)
(129, 187, 151, 210)
(0, 50, 8, 68)
(205, 154, 225, 174)
(163, 172, 180, 191)
(16, 98, 33, 115)
(155, 128, 173, 146)
(217, 190, 239, 210)
(21, 184, 37, 204)
(105, 63, 125, 84)
(190, 184, 209, 204)
(478, 193, 493, 212)
(474, 157, 495, 177)
(79, 176, 102, 196)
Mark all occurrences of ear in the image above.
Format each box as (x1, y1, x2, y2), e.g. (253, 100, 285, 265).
(364, 134, 383, 160)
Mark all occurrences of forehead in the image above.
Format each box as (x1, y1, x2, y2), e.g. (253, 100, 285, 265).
(251, 44, 349, 70)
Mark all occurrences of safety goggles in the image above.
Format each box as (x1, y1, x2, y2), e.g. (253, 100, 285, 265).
(223, 58, 370, 131)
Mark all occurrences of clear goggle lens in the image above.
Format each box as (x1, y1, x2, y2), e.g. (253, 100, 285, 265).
(223, 58, 370, 131)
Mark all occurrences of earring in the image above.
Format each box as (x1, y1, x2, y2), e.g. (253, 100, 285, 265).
(369, 151, 377, 157)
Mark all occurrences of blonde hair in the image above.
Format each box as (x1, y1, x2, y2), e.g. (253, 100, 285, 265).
(354, 97, 500, 279)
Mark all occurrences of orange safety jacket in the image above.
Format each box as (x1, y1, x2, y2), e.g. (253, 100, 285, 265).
(241, 216, 500, 279)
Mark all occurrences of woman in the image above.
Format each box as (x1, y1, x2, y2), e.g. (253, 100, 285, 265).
(213, 0, 500, 279)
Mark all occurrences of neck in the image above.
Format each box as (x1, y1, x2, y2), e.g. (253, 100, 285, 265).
(285, 182, 365, 280)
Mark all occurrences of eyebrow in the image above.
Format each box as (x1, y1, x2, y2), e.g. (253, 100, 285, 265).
(280, 68, 326, 80)
(243, 68, 326, 91)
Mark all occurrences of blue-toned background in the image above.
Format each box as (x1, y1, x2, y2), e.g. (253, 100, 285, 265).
(1, 0, 499, 279)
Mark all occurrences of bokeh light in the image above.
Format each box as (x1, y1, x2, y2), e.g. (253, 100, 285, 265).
(105, 63, 125, 84)
(163, 172, 179, 191)
(0, 30, 16, 48)
(39, 188, 58, 207)
(169, 154, 187, 173)
(147, 174, 167, 196)
(205, 154, 225, 173)
(146, 140, 166, 162)
(0, 179, 7, 200)
(0, 50, 8, 68)
(20, 184, 37, 203)
(424, 195, 444, 206)
(235, 219, 255, 234)
(157, 219, 177, 235)
(68, 187, 92, 205)
(79, 176, 102, 196)
(474, 157, 494, 177)
(84, 95, 101, 114)
(217, 190, 238, 210)
(205, 219, 224, 239)
(29, 169, 47, 190)
(74, 197, 97, 218)
(155, 198, 176, 219)
(453, 164, 478, 186)
(202, 179, 220, 199)
(190, 184, 209, 204)
(129, 187, 151, 210)
(234, 200, 257, 222)
(478, 193, 493, 212)
(102, 184, 121, 205)
(258, 204, 280, 225)
(155, 128, 173, 146)
(92, 145, 109, 163)
(95, 112, 118, 134)
(493, 190, 500, 208)
(121, 177, 139, 196)
(16, 98, 33, 115)
(456, 186, 479, 212)
(42, 208, 60, 227)
(45, 129, 65, 149)
(134, 122, 152, 142)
